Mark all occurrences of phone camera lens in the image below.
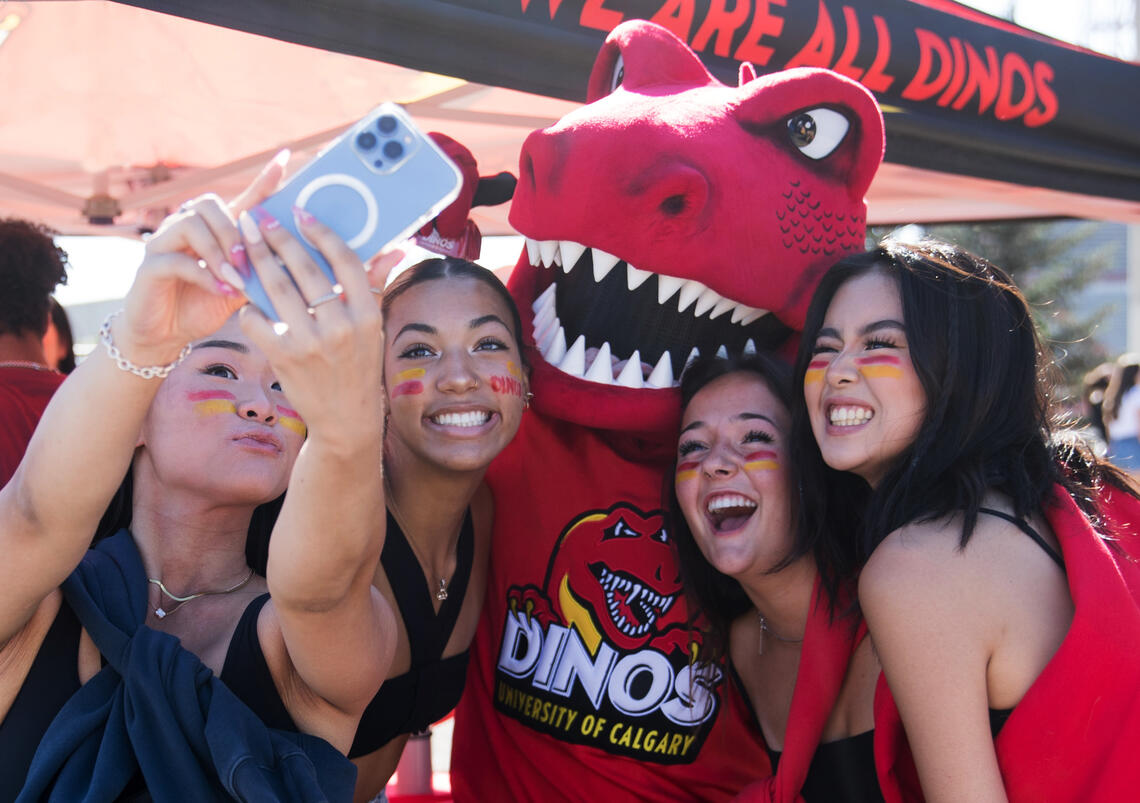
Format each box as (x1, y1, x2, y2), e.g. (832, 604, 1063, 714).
(356, 132, 377, 150)
(377, 115, 398, 135)
(383, 140, 404, 160)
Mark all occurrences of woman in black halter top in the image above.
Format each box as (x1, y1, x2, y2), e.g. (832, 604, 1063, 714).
(350, 258, 529, 801)
(0, 189, 398, 800)
(670, 353, 882, 803)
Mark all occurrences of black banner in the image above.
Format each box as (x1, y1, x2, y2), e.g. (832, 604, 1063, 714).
(113, 0, 1140, 202)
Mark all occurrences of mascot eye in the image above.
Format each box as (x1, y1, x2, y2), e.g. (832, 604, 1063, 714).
(610, 53, 625, 94)
(650, 528, 669, 544)
(602, 517, 640, 540)
(787, 108, 849, 160)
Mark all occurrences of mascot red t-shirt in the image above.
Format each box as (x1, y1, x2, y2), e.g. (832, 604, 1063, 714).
(451, 20, 884, 801)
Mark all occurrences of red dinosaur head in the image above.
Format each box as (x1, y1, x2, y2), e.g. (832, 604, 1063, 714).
(507, 20, 884, 435)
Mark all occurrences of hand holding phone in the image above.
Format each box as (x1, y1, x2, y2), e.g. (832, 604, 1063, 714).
(243, 103, 463, 319)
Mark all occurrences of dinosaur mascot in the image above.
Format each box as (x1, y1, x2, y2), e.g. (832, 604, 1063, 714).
(445, 20, 884, 801)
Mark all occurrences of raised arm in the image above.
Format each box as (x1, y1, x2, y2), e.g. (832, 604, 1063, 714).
(859, 522, 1009, 803)
(0, 199, 246, 646)
(237, 208, 398, 724)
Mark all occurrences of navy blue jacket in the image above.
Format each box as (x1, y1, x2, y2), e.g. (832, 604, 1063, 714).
(18, 530, 356, 802)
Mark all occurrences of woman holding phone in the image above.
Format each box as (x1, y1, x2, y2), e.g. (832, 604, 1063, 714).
(795, 240, 1140, 802)
(0, 194, 397, 801)
(350, 257, 528, 801)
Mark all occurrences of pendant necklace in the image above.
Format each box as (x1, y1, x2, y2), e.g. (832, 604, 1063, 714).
(756, 611, 804, 656)
(389, 494, 458, 604)
(148, 567, 255, 619)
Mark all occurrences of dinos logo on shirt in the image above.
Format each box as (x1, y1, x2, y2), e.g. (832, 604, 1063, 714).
(496, 502, 723, 764)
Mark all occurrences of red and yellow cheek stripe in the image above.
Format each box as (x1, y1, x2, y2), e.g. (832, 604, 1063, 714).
(277, 405, 307, 437)
(675, 461, 700, 482)
(189, 389, 236, 416)
(743, 450, 779, 471)
(856, 354, 904, 378)
(391, 367, 425, 398)
(804, 359, 828, 385)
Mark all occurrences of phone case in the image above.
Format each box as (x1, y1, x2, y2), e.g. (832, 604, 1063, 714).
(243, 103, 463, 319)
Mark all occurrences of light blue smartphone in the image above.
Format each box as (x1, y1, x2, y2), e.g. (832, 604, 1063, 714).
(243, 103, 463, 320)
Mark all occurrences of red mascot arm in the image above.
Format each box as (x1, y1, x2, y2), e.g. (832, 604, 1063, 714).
(416, 132, 516, 261)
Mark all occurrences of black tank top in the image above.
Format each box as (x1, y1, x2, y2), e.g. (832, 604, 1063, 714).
(0, 598, 83, 802)
(977, 507, 1065, 569)
(215, 509, 477, 757)
(728, 659, 883, 803)
(349, 508, 475, 757)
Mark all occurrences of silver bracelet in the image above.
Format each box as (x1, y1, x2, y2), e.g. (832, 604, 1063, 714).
(99, 311, 193, 380)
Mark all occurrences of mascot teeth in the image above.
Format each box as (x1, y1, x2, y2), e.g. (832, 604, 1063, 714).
(594, 564, 677, 638)
(528, 238, 786, 388)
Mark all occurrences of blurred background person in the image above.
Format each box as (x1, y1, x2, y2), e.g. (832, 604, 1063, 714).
(1102, 353, 1140, 472)
(42, 297, 77, 374)
(0, 217, 69, 485)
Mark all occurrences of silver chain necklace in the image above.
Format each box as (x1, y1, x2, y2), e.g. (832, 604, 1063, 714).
(148, 568, 255, 619)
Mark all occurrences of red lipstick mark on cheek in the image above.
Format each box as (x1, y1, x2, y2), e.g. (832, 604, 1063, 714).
(188, 390, 236, 402)
(391, 381, 423, 398)
(489, 375, 524, 398)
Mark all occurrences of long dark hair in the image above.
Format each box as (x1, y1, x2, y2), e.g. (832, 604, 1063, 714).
(669, 353, 830, 659)
(793, 239, 1135, 564)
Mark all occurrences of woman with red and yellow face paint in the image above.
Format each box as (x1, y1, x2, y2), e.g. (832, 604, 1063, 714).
(794, 240, 1140, 803)
(344, 258, 528, 801)
(670, 354, 881, 802)
(0, 184, 399, 799)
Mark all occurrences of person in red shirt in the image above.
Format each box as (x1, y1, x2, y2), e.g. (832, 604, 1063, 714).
(0, 217, 69, 486)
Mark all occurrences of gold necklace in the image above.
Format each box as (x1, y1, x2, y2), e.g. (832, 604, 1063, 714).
(148, 567, 255, 619)
(387, 492, 460, 604)
(757, 611, 804, 656)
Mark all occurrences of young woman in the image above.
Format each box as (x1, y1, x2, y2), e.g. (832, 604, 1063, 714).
(796, 240, 1140, 803)
(296, 257, 527, 802)
(0, 196, 397, 801)
(671, 354, 882, 803)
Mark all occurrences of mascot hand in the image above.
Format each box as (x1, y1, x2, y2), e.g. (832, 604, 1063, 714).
(507, 584, 559, 628)
(415, 132, 516, 261)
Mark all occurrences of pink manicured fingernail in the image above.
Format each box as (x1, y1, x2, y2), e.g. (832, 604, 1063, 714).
(216, 279, 240, 297)
(239, 211, 262, 244)
(293, 205, 316, 226)
(251, 206, 280, 231)
(272, 148, 290, 169)
(230, 243, 249, 276)
(219, 262, 246, 291)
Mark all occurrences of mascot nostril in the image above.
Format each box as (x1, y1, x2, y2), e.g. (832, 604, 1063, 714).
(455, 18, 885, 799)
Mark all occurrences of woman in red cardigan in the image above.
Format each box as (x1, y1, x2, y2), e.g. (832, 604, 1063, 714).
(670, 352, 882, 802)
(795, 239, 1140, 802)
